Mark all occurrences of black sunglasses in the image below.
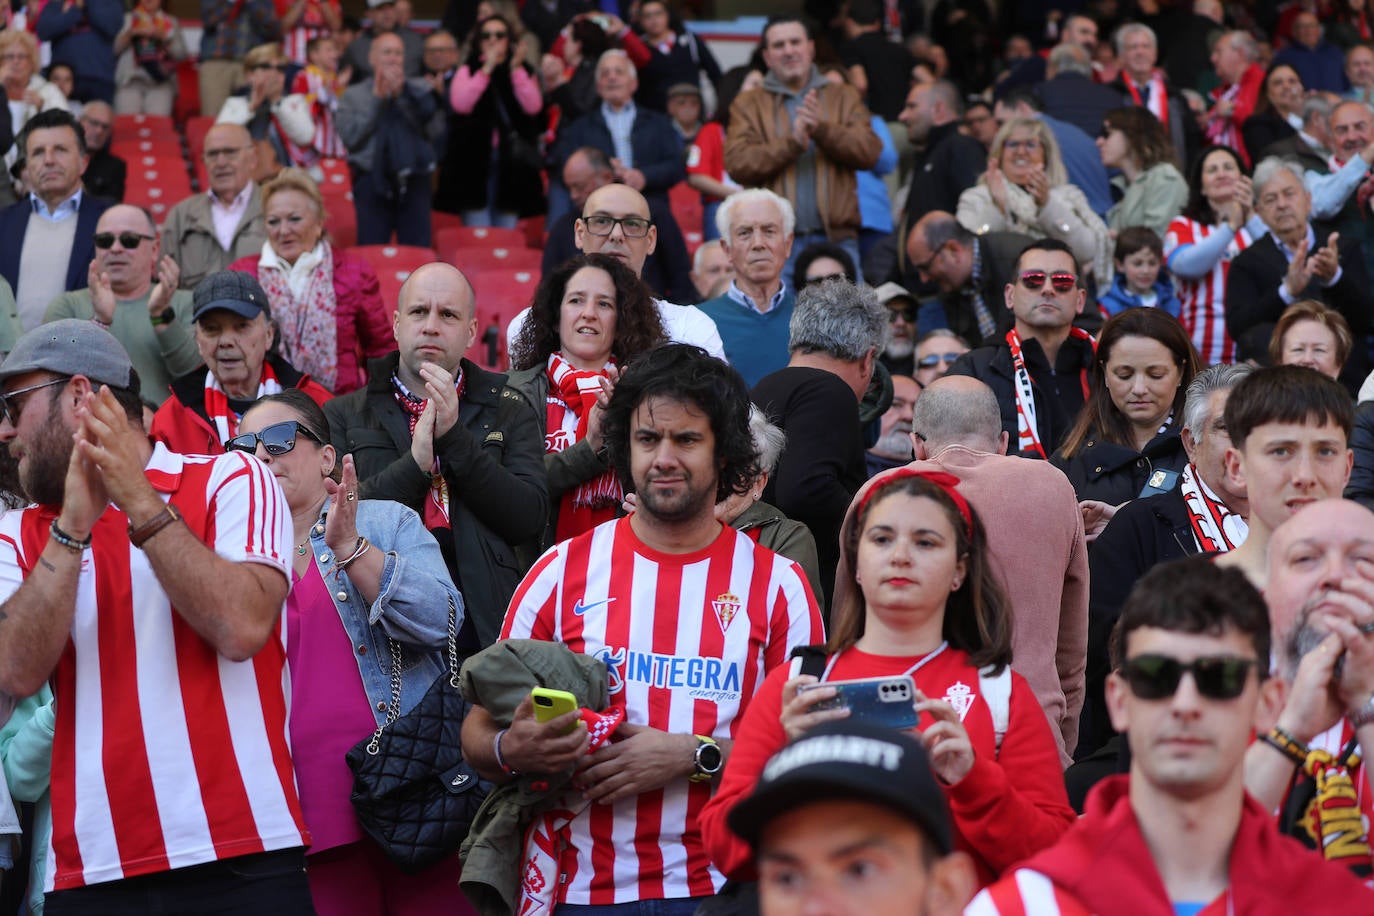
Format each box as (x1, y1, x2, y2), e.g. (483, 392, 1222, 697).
(1121, 654, 1258, 701)
(887, 307, 915, 323)
(94, 231, 155, 250)
(225, 420, 323, 456)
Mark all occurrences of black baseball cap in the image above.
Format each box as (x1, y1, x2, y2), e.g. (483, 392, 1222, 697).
(728, 720, 953, 854)
(192, 270, 272, 323)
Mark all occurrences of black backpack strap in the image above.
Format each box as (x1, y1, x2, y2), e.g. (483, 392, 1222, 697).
(787, 644, 830, 680)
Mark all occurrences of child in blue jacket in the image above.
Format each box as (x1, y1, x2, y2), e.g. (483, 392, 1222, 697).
(1100, 226, 1182, 320)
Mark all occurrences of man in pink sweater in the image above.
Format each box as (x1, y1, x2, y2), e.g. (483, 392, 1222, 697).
(910, 375, 1088, 764)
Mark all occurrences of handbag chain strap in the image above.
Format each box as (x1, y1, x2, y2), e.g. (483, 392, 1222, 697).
(366, 595, 459, 755)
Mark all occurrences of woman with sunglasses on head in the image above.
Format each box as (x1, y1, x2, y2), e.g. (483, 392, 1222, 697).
(1097, 106, 1189, 238)
(229, 168, 395, 395)
(1052, 308, 1200, 540)
(957, 117, 1112, 282)
(507, 253, 666, 549)
(1163, 145, 1259, 366)
(216, 43, 317, 180)
(446, 13, 544, 229)
(229, 388, 474, 916)
(700, 469, 1075, 888)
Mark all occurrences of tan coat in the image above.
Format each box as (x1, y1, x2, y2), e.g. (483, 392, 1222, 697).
(159, 184, 266, 291)
(958, 181, 1112, 284)
(723, 77, 882, 240)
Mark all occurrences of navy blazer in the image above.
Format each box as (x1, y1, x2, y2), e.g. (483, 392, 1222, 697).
(551, 107, 686, 198)
(0, 191, 111, 295)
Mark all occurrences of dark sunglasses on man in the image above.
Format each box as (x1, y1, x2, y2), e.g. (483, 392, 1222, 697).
(225, 421, 323, 456)
(1120, 653, 1258, 701)
(93, 231, 155, 250)
(1018, 270, 1077, 293)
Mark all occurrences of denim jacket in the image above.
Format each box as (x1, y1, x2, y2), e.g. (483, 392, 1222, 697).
(305, 496, 465, 726)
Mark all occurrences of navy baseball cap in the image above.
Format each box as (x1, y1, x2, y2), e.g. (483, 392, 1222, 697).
(192, 270, 272, 323)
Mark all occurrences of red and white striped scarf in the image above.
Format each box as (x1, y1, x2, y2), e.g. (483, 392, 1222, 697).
(202, 363, 283, 446)
(1179, 462, 1247, 552)
(392, 370, 464, 530)
(545, 352, 622, 542)
(1123, 70, 1169, 128)
(1007, 327, 1094, 459)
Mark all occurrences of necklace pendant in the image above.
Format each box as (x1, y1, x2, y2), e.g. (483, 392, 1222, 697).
(296, 543, 307, 556)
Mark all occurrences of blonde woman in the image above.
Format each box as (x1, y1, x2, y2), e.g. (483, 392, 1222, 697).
(957, 117, 1111, 282)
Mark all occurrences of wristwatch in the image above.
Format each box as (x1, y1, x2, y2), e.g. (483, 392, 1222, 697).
(1350, 695, 1374, 730)
(689, 735, 722, 783)
(149, 306, 176, 326)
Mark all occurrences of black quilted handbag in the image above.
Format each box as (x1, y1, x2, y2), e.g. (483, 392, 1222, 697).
(345, 596, 491, 873)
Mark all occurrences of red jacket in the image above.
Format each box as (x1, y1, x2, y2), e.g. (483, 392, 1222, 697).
(228, 245, 395, 394)
(149, 355, 333, 456)
(699, 645, 1075, 887)
(970, 775, 1374, 915)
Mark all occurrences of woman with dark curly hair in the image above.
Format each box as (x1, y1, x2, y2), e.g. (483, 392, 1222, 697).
(1098, 106, 1189, 236)
(699, 469, 1075, 887)
(509, 252, 667, 547)
(1053, 308, 1201, 538)
(1240, 62, 1304, 160)
(792, 240, 857, 290)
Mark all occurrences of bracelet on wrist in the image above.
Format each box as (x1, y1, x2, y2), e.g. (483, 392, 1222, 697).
(1263, 725, 1310, 765)
(128, 504, 182, 548)
(494, 727, 519, 775)
(330, 536, 371, 577)
(49, 520, 91, 553)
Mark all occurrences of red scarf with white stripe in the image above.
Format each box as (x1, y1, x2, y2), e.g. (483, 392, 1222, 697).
(1007, 328, 1094, 459)
(1179, 463, 1247, 552)
(392, 370, 463, 530)
(545, 352, 621, 542)
(202, 363, 282, 446)
(1123, 71, 1168, 128)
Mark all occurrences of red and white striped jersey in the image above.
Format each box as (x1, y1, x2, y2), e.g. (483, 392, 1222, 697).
(0, 444, 307, 892)
(966, 869, 1096, 915)
(1164, 217, 1251, 365)
(501, 516, 823, 906)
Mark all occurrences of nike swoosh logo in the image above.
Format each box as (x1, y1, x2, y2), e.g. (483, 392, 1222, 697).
(573, 597, 616, 616)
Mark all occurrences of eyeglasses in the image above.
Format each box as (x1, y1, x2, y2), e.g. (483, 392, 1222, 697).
(1003, 138, 1042, 152)
(225, 420, 323, 456)
(918, 352, 964, 369)
(1121, 653, 1258, 701)
(481, 30, 508, 39)
(911, 242, 946, 275)
(94, 231, 155, 250)
(0, 377, 67, 426)
(582, 215, 652, 238)
(887, 307, 915, 323)
(249, 63, 289, 72)
(1019, 270, 1077, 293)
(204, 146, 248, 162)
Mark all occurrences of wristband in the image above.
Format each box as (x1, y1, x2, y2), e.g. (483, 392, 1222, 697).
(128, 504, 182, 548)
(494, 728, 519, 775)
(149, 306, 176, 327)
(1263, 726, 1310, 765)
(50, 520, 91, 552)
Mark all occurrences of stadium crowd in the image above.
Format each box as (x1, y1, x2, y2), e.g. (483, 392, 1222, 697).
(3, 0, 1374, 913)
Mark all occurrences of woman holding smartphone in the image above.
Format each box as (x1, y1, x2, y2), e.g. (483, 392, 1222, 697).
(699, 469, 1075, 887)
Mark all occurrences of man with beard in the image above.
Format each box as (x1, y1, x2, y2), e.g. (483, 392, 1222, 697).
(866, 373, 918, 476)
(875, 282, 918, 376)
(0, 319, 312, 911)
(908, 375, 1088, 764)
(1246, 497, 1374, 877)
(461, 344, 822, 912)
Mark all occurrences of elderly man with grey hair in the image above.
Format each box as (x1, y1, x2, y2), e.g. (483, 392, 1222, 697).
(1077, 362, 1255, 760)
(1110, 22, 1197, 166)
(698, 188, 798, 387)
(1225, 156, 1373, 388)
(908, 374, 1088, 765)
(752, 277, 886, 608)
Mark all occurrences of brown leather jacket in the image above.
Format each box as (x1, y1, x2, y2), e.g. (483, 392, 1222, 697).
(723, 69, 882, 241)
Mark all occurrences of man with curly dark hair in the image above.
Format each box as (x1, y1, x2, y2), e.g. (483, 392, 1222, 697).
(462, 343, 823, 913)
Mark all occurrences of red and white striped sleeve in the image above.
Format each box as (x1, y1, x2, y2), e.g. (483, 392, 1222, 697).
(762, 556, 824, 672)
(966, 869, 1092, 915)
(502, 545, 565, 641)
(203, 452, 291, 576)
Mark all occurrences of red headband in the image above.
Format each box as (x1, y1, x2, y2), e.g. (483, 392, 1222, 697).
(856, 468, 974, 537)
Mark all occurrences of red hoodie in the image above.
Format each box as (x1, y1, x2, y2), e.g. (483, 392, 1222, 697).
(968, 775, 1374, 915)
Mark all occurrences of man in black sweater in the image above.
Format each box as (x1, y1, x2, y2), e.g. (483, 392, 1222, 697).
(753, 278, 888, 609)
